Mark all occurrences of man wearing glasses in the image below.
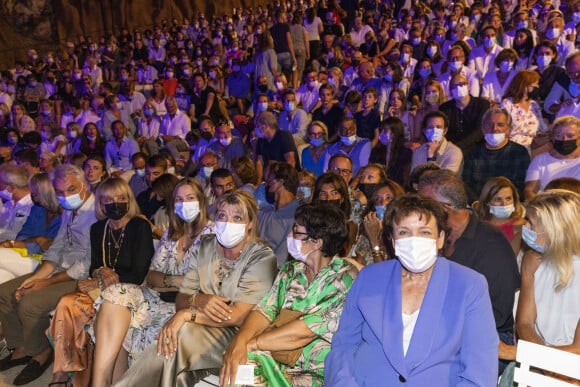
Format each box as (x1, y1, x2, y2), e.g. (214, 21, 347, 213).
(437, 45, 480, 100)
(0, 164, 97, 385)
(323, 117, 371, 176)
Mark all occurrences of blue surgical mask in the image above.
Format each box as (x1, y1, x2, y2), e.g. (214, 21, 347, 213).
(419, 68, 431, 78)
(522, 224, 546, 253)
(536, 55, 552, 67)
(489, 204, 514, 219)
(135, 168, 146, 178)
(284, 101, 295, 112)
(310, 137, 324, 147)
(374, 205, 386, 221)
(58, 185, 85, 211)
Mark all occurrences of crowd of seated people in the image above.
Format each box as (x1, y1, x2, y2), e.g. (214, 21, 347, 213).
(0, 0, 579, 384)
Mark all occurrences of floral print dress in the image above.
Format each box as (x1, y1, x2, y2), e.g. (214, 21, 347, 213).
(501, 98, 547, 149)
(248, 257, 358, 387)
(92, 222, 214, 364)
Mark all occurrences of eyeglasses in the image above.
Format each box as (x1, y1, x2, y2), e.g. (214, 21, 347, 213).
(292, 225, 309, 240)
(330, 167, 352, 176)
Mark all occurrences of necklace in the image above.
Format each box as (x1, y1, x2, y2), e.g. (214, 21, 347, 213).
(102, 220, 127, 269)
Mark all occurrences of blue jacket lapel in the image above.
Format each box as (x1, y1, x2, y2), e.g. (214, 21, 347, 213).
(404, 258, 450, 371)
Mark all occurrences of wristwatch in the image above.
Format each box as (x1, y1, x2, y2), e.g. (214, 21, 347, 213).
(189, 306, 197, 322)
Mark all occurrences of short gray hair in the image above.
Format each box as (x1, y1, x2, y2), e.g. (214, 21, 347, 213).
(256, 111, 279, 131)
(481, 107, 513, 132)
(50, 164, 87, 186)
(0, 164, 29, 189)
(418, 169, 467, 209)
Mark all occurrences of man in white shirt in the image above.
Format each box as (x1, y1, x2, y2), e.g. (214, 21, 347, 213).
(0, 165, 96, 386)
(0, 164, 33, 241)
(349, 14, 373, 48)
(295, 69, 320, 114)
(468, 26, 502, 81)
(160, 96, 191, 160)
(438, 45, 480, 99)
(104, 120, 140, 175)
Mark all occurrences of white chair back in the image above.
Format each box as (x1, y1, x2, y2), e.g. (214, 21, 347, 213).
(514, 340, 580, 387)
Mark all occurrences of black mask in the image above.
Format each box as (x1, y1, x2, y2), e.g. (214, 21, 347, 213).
(351, 59, 361, 67)
(528, 86, 540, 100)
(553, 139, 578, 155)
(258, 84, 268, 92)
(104, 202, 129, 220)
(357, 183, 379, 201)
(201, 131, 213, 141)
(321, 198, 342, 207)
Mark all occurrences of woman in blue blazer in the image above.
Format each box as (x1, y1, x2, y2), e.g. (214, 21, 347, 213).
(325, 194, 498, 386)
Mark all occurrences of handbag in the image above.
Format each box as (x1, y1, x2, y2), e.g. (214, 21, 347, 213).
(263, 308, 306, 366)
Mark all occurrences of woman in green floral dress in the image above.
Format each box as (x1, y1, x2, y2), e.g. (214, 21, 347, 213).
(221, 203, 359, 387)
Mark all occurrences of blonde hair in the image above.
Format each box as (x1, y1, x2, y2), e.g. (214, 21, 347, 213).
(94, 177, 141, 220)
(215, 190, 259, 242)
(167, 178, 209, 241)
(526, 190, 580, 290)
(551, 115, 580, 139)
(29, 172, 61, 214)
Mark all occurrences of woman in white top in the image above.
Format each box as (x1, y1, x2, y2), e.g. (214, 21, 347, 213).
(501, 70, 547, 151)
(481, 48, 518, 104)
(518, 190, 580, 352)
(303, 8, 323, 63)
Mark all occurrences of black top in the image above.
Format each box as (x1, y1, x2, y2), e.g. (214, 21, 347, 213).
(256, 129, 300, 169)
(312, 104, 345, 140)
(270, 22, 291, 54)
(439, 97, 490, 155)
(449, 214, 520, 333)
(137, 187, 163, 219)
(369, 144, 413, 188)
(89, 216, 154, 285)
(462, 141, 530, 202)
(354, 109, 381, 141)
(191, 85, 224, 123)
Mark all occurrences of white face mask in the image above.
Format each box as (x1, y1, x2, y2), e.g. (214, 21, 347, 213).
(484, 133, 506, 147)
(287, 236, 315, 262)
(452, 85, 469, 99)
(219, 137, 232, 147)
(341, 135, 356, 146)
(395, 236, 438, 273)
(167, 167, 176, 175)
(174, 201, 200, 223)
(425, 128, 444, 142)
(215, 221, 247, 248)
(489, 204, 515, 219)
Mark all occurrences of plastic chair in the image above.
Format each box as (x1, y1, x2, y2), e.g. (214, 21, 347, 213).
(514, 340, 580, 387)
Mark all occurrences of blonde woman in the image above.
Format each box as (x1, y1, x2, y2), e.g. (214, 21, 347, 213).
(103, 190, 277, 387)
(517, 190, 580, 354)
(49, 178, 155, 386)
